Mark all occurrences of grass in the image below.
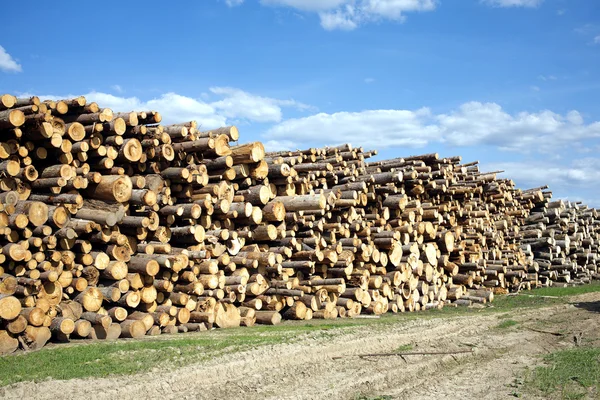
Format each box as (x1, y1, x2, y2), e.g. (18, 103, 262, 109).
(495, 319, 518, 329)
(0, 319, 384, 386)
(0, 331, 282, 386)
(487, 281, 600, 312)
(524, 347, 600, 399)
(395, 343, 414, 352)
(2, 281, 599, 387)
(526, 283, 600, 298)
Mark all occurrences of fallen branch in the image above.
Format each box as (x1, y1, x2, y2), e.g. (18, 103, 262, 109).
(332, 349, 473, 360)
(524, 327, 564, 336)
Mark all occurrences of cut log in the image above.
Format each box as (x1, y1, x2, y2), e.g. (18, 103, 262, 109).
(214, 303, 241, 328)
(22, 326, 51, 350)
(255, 311, 282, 325)
(0, 330, 19, 355)
(119, 319, 146, 338)
(87, 175, 133, 203)
(0, 294, 21, 320)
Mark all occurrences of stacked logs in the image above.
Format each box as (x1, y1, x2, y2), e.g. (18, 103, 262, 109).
(517, 192, 600, 287)
(0, 92, 598, 354)
(263, 148, 538, 309)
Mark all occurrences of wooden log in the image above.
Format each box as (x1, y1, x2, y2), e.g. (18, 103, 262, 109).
(50, 317, 75, 335)
(86, 175, 132, 203)
(20, 307, 45, 326)
(119, 319, 146, 338)
(0, 109, 25, 129)
(0, 330, 18, 355)
(22, 326, 51, 349)
(214, 303, 241, 328)
(276, 194, 326, 211)
(6, 315, 27, 334)
(255, 310, 282, 325)
(71, 319, 92, 338)
(0, 294, 21, 320)
(282, 301, 307, 320)
(74, 288, 103, 312)
(230, 142, 265, 163)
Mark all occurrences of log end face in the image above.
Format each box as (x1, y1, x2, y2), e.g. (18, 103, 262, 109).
(9, 109, 25, 127)
(113, 176, 133, 203)
(113, 117, 127, 135)
(0, 295, 21, 320)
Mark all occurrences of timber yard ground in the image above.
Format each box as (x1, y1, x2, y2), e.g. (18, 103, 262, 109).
(1, 284, 600, 400)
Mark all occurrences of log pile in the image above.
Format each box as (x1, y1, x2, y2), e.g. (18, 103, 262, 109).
(0, 92, 598, 354)
(517, 192, 600, 287)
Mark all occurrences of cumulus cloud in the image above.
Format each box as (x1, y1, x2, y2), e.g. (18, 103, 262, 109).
(209, 87, 313, 123)
(320, 6, 359, 30)
(484, 160, 600, 188)
(438, 103, 599, 151)
(0, 45, 22, 73)
(482, 158, 600, 206)
(30, 88, 310, 129)
(146, 93, 226, 128)
(260, 0, 349, 11)
(263, 140, 299, 151)
(264, 102, 600, 152)
(265, 107, 440, 148)
(260, 0, 437, 30)
(481, 0, 543, 7)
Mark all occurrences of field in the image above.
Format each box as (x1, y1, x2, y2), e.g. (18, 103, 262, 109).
(1, 284, 600, 400)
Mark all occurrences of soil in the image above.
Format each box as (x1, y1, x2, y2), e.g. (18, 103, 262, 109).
(2, 292, 599, 400)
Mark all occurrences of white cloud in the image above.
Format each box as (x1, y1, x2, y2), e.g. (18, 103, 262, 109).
(146, 93, 226, 128)
(260, 0, 348, 11)
(225, 0, 244, 6)
(436, 103, 600, 151)
(265, 108, 439, 148)
(556, 9, 566, 16)
(485, 161, 590, 187)
(264, 102, 600, 152)
(0, 45, 22, 73)
(320, 6, 359, 30)
(263, 140, 299, 151)
(209, 87, 312, 123)
(260, 0, 437, 30)
(25, 88, 311, 129)
(575, 24, 597, 35)
(530, 85, 540, 92)
(364, 77, 375, 84)
(83, 92, 143, 111)
(483, 158, 600, 207)
(538, 74, 557, 81)
(481, 0, 543, 7)
(574, 24, 600, 45)
(361, 0, 437, 17)
(111, 85, 124, 93)
(21, 91, 227, 128)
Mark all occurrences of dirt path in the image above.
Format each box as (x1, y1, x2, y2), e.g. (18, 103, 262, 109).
(3, 293, 599, 400)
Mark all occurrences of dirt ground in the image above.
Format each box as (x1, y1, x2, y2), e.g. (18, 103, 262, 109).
(3, 292, 600, 400)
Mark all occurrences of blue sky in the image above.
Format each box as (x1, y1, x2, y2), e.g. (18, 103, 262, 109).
(1, 0, 599, 204)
